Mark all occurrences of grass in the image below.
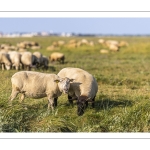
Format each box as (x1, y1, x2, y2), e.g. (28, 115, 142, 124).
(0, 36, 150, 132)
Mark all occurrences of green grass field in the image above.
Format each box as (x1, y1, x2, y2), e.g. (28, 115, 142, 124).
(0, 36, 150, 132)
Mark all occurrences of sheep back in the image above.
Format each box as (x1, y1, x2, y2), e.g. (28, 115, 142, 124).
(57, 67, 98, 99)
(11, 71, 61, 98)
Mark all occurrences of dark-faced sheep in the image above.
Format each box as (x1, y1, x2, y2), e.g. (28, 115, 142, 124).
(57, 67, 98, 116)
(32, 51, 43, 68)
(41, 55, 49, 70)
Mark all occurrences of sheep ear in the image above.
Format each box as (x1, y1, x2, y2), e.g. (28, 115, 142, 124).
(54, 79, 60, 83)
(70, 79, 74, 82)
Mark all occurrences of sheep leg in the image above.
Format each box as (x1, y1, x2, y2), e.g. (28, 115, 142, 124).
(21, 63, 24, 70)
(2, 64, 5, 70)
(68, 95, 73, 105)
(92, 96, 95, 108)
(47, 96, 54, 111)
(54, 97, 58, 107)
(85, 101, 88, 109)
(27, 65, 31, 71)
(44, 66, 48, 70)
(8, 90, 19, 105)
(15, 66, 19, 70)
(19, 94, 25, 103)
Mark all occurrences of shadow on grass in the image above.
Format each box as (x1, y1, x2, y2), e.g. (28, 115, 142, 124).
(94, 98, 133, 112)
(48, 66, 56, 71)
(64, 61, 76, 64)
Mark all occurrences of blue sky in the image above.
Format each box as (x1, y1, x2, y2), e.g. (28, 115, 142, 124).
(1, 18, 150, 35)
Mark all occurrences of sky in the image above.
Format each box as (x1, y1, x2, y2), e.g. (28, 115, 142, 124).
(1, 18, 150, 35)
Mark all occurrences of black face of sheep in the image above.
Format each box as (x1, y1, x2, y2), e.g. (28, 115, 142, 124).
(77, 96, 87, 116)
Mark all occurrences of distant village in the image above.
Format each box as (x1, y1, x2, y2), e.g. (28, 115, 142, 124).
(0, 31, 99, 38)
(0, 31, 149, 38)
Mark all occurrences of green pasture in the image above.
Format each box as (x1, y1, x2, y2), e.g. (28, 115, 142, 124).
(0, 36, 150, 132)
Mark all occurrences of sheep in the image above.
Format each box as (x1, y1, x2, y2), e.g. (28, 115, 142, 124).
(0, 52, 12, 70)
(49, 52, 65, 64)
(98, 39, 105, 44)
(119, 41, 129, 47)
(16, 42, 27, 49)
(32, 51, 43, 68)
(41, 55, 49, 70)
(20, 51, 37, 71)
(9, 71, 74, 110)
(57, 40, 65, 46)
(109, 44, 119, 52)
(105, 40, 119, 47)
(31, 46, 41, 50)
(8, 51, 21, 70)
(18, 48, 27, 52)
(100, 49, 109, 54)
(57, 67, 98, 116)
(46, 45, 60, 51)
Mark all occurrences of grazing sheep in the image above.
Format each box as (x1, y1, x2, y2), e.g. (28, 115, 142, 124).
(33, 51, 43, 68)
(49, 52, 65, 64)
(89, 41, 94, 46)
(0, 49, 10, 53)
(41, 55, 49, 70)
(31, 46, 41, 50)
(57, 67, 98, 116)
(9, 71, 74, 110)
(20, 52, 37, 71)
(100, 49, 109, 54)
(119, 41, 129, 47)
(81, 39, 88, 45)
(57, 40, 65, 46)
(0, 52, 12, 70)
(105, 40, 119, 47)
(69, 39, 77, 44)
(17, 42, 27, 49)
(8, 51, 21, 70)
(18, 48, 27, 52)
(98, 39, 105, 44)
(46, 45, 60, 51)
(109, 44, 119, 51)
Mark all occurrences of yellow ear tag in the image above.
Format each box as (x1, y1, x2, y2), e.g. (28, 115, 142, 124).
(55, 80, 59, 83)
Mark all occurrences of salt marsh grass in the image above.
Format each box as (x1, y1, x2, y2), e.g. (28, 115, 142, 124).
(0, 36, 150, 132)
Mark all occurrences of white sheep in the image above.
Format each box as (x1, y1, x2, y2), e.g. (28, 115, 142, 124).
(105, 40, 119, 47)
(0, 52, 12, 70)
(20, 51, 37, 70)
(100, 49, 109, 54)
(8, 51, 21, 70)
(49, 52, 65, 64)
(109, 44, 119, 51)
(9, 71, 74, 110)
(57, 67, 98, 116)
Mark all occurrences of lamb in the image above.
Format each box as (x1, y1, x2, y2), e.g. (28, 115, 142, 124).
(49, 52, 65, 64)
(57, 67, 98, 116)
(9, 71, 74, 110)
(8, 51, 21, 70)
